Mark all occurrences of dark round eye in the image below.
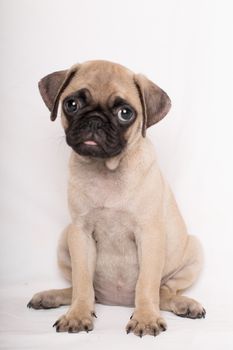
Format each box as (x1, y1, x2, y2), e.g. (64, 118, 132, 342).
(117, 107, 134, 123)
(63, 98, 78, 114)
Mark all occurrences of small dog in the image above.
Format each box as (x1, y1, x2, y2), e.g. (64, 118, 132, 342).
(28, 60, 205, 337)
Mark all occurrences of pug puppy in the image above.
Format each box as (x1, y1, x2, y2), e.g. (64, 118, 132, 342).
(27, 60, 205, 337)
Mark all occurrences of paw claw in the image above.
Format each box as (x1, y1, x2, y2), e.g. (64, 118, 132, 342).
(160, 324, 167, 332)
(53, 320, 59, 328)
(68, 326, 78, 333)
(126, 326, 132, 334)
(202, 308, 206, 318)
(84, 325, 89, 333)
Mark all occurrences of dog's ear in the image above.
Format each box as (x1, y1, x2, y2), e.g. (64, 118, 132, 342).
(134, 74, 171, 136)
(38, 65, 79, 121)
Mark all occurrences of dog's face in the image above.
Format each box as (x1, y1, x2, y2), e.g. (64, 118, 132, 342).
(39, 60, 171, 159)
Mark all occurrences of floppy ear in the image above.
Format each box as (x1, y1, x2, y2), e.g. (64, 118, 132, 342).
(38, 66, 79, 121)
(134, 74, 171, 136)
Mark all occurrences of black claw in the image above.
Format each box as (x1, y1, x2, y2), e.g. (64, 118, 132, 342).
(53, 320, 59, 328)
(153, 328, 157, 337)
(139, 330, 143, 338)
(27, 302, 32, 308)
(130, 314, 133, 320)
(92, 312, 97, 318)
(126, 327, 132, 334)
(160, 324, 167, 332)
(84, 326, 89, 333)
(68, 327, 79, 333)
(56, 326, 60, 332)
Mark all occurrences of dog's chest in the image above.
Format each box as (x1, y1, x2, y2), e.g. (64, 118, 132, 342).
(88, 176, 122, 208)
(90, 207, 139, 306)
(71, 166, 130, 211)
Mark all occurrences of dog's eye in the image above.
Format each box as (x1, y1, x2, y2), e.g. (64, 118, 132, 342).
(117, 107, 134, 123)
(63, 98, 79, 114)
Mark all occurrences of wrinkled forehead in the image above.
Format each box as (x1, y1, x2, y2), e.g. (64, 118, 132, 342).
(61, 62, 141, 108)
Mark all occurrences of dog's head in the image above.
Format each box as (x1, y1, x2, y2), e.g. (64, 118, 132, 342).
(39, 60, 171, 159)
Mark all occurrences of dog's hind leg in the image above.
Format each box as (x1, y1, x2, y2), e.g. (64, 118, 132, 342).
(159, 235, 206, 319)
(27, 287, 72, 309)
(27, 227, 73, 310)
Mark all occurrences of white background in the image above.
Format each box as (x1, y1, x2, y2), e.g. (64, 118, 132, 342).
(1, 0, 233, 349)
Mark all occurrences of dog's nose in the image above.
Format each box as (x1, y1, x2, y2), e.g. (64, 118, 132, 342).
(87, 118, 103, 132)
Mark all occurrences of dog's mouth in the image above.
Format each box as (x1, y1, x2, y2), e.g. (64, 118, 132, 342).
(83, 140, 98, 146)
(79, 136, 103, 151)
(77, 138, 104, 157)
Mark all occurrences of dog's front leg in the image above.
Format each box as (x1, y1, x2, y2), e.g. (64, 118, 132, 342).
(54, 224, 96, 333)
(126, 224, 167, 337)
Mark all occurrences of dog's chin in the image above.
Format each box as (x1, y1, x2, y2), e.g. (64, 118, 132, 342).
(70, 141, 123, 159)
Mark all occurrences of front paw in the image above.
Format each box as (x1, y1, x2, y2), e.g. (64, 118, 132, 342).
(126, 309, 167, 337)
(53, 308, 97, 333)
